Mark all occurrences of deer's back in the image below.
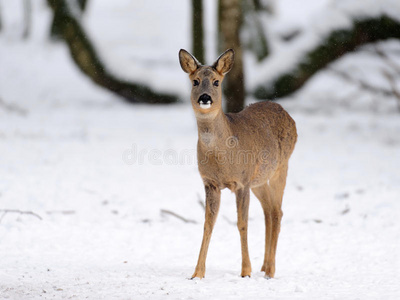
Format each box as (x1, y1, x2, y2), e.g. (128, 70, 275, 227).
(226, 101, 297, 165)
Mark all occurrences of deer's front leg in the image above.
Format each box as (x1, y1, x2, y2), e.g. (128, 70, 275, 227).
(191, 183, 221, 279)
(236, 186, 252, 277)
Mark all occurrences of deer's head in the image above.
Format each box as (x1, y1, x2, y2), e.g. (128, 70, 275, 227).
(179, 49, 234, 116)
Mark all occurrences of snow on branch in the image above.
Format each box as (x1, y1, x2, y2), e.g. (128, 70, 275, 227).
(0, 209, 43, 223)
(46, 0, 178, 104)
(328, 44, 400, 111)
(160, 209, 197, 224)
(251, 0, 400, 100)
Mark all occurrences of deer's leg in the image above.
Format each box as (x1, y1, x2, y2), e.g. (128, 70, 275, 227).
(235, 186, 252, 277)
(251, 183, 273, 274)
(191, 183, 221, 279)
(265, 163, 288, 278)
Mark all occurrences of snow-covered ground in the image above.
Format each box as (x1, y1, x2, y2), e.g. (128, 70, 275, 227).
(1, 0, 400, 299)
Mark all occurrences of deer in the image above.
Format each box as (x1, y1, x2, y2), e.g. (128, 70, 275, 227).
(179, 48, 297, 279)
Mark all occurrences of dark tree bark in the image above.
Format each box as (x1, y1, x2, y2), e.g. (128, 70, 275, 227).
(253, 0, 274, 14)
(50, 0, 87, 40)
(192, 0, 204, 64)
(219, 0, 245, 113)
(253, 15, 400, 100)
(47, 0, 177, 104)
(77, 0, 88, 11)
(50, 0, 69, 40)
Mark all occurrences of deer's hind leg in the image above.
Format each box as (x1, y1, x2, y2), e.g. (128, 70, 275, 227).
(252, 162, 288, 278)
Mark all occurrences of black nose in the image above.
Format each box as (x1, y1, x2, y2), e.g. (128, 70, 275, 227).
(198, 94, 212, 103)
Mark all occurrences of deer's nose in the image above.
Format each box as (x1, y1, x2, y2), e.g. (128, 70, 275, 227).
(198, 93, 213, 109)
(198, 94, 212, 104)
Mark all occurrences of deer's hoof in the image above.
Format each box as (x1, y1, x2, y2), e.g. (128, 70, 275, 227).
(241, 268, 252, 278)
(261, 265, 275, 278)
(191, 271, 205, 279)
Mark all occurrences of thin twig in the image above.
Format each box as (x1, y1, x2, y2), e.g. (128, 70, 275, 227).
(383, 70, 400, 112)
(223, 215, 236, 226)
(329, 67, 394, 97)
(374, 46, 400, 74)
(197, 193, 205, 211)
(160, 209, 197, 224)
(374, 45, 400, 111)
(0, 98, 28, 116)
(45, 210, 76, 215)
(0, 209, 42, 223)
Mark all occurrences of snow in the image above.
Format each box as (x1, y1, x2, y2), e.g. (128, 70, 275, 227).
(1, 0, 400, 299)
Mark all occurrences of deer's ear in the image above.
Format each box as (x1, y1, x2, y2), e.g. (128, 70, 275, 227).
(179, 49, 201, 74)
(213, 49, 234, 75)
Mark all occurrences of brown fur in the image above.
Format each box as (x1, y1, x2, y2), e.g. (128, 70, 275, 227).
(179, 49, 297, 279)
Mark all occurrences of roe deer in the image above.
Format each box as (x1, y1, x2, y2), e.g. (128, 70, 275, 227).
(179, 49, 297, 279)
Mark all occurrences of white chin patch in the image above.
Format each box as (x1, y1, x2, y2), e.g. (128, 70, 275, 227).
(199, 101, 212, 109)
(200, 103, 211, 109)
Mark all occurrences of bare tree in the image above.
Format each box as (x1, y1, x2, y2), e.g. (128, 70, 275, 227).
(253, 15, 400, 100)
(192, 0, 205, 64)
(242, 0, 270, 61)
(47, 0, 177, 104)
(22, 0, 31, 39)
(0, 3, 2, 32)
(77, 0, 88, 11)
(218, 0, 245, 113)
(50, 0, 88, 40)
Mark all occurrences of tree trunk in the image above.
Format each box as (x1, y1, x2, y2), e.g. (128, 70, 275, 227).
(242, 0, 270, 61)
(253, 15, 400, 100)
(50, 0, 87, 40)
(219, 0, 245, 113)
(192, 0, 204, 64)
(0, 4, 2, 32)
(50, 0, 68, 40)
(47, 0, 177, 104)
(22, 0, 31, 39)
(77, 0, 88, 11)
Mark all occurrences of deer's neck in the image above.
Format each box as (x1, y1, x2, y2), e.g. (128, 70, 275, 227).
(196, 110, 231, 148)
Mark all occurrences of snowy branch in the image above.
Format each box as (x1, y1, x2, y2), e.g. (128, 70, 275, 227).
(374, 46, 400, 111)
(45, 210, 76, 215)
(46, 0, 178, 104)
(0, 98, 28, 116)
(197, 193, 205, 211)
(253, 15, 400, 100)
(160, 209, 197, 224)
(328, 68, 394, 97)
(0, 209, 43, 223)
(329, 45, 400, 111)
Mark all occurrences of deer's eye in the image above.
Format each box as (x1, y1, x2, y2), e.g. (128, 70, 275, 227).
(193, 80, 199, 86)
(213, 80, 219, 87)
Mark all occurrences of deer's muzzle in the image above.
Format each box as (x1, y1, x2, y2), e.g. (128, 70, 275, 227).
(198, 94, 213, 109)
